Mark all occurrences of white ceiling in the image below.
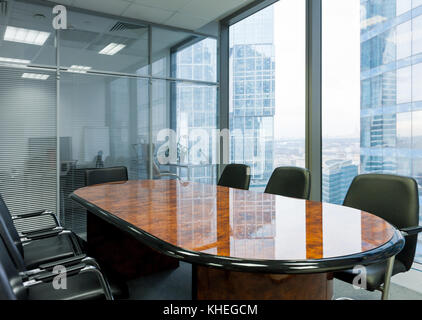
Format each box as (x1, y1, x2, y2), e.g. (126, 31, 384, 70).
(1, 1, 221, 73)
(49, 0, 256, 31)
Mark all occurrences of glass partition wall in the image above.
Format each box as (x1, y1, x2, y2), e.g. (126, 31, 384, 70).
(0, 0, 218, 237)
(0, 1, 57, 218)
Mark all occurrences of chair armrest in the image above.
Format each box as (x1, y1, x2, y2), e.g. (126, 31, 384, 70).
(13, 211, 60, 225)
(21, 226, 63, 236)
(31, 263, 87, 282)
(13, 210, 53, 218)
(20, 255, 93, 279)
(21, 229, 62, 241)
(38, 254, 87, 270)
(23, 265, 114, 300)
(13, 211, 61, 235)
(400, 226, 422, 237)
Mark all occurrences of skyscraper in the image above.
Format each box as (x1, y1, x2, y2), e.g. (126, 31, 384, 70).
(323, 160, 358, 205)
(360, 0, 422, 260)
(172, 38, 218, 183)
(229, 6, 276, 189)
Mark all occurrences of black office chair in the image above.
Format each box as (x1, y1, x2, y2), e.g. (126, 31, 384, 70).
(217, 164, 251, 190)
(264, 167, 311, 200)
(85, 166, 128, 186)
(0, 231, 113, 300)
(334, 174, 422, 299)
(0, 194, 60, 235)
(0, 195, 83, 270)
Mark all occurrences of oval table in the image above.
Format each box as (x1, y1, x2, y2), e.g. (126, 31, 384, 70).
(71, 179, 404, 300)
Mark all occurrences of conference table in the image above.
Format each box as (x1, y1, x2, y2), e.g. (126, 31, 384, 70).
(71, 179, 404, 300)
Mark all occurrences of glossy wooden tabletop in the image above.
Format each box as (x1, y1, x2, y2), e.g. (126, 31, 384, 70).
(72, 179, 400, 268)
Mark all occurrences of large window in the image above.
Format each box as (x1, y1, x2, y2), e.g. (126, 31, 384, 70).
(229, 0, 306, 190)
(322, 0, 422, 263)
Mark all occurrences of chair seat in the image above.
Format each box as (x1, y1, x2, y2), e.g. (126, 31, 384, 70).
(23, 234, 77, 269)
(27, 272, 106, 300)
(334, 259, 407, 291)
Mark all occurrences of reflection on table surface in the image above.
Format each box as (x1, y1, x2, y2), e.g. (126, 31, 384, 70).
(73, 179, 395, 261)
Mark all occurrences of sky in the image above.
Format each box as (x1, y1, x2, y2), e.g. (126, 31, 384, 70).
(272, 0, 361, 140)
(273, 0, 306, 140)
(321, 0, 361, 139)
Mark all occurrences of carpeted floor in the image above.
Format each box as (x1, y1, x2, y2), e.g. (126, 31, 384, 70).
(126, 262, 422, 300)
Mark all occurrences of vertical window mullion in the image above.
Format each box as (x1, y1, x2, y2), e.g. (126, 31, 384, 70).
(306, 0, 323, 201)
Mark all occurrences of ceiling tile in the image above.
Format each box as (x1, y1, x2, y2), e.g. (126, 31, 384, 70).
(72, 0, 132, 16)
(50, 0, 75, 6)
(164, 12, 209, 30)
(131, 0, 192, 12)
(121, 3, 174, 24)
(181, 0, 248, 19)
(50, 0, 255, 31)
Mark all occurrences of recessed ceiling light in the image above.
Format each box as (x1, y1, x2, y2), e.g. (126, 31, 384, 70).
(4, 26, 50, 46)
(99, 43, 126, 56)
(68, 65, 92, 73)
(0, 57, 31, 64)
(22, 73, 49, 80)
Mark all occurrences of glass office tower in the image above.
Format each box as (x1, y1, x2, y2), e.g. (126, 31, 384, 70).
(229, 1, 306, 190)
(171, 38, 218, 184)
(360, 0, 422, 261)
(324, 0, 422, 262)
(322, 160, 358, 205)
(229, 6, 276, 189)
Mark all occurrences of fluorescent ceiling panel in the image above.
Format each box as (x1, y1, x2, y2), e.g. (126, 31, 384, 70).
(99, 43, 126, 55)
(68, 65, 92, 73)
(4, 26, 50, 46)
(22, 73, 50, 80)
(0, 57, 31, 64)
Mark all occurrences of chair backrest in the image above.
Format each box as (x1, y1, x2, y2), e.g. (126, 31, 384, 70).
(85, 166, 128, 186)
(264, 167, 311, 200)
(0, 235, 26, 300)
(0, 195, 23, 257)
(0, 264, 17, 300)
(343, 174, 419, 271)
(218, 164, 251, 190)
(0, 213, 25, 272)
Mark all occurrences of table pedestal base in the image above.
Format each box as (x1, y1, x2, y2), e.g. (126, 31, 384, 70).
(87, 212, 179, 281)
(194, 266, 333, 300)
